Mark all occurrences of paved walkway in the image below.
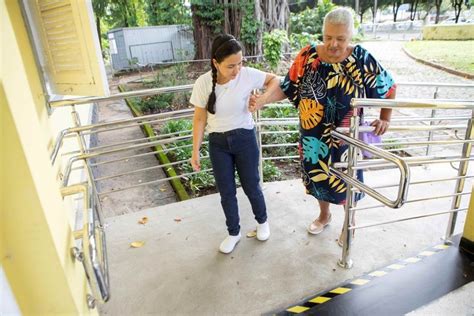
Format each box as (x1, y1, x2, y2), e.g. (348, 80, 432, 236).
(92, 74, 177, 218)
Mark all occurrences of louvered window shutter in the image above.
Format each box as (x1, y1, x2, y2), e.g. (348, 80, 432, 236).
(33, 0, 108, 96)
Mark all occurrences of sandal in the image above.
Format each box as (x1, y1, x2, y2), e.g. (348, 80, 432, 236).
(307, 213, 332, 235)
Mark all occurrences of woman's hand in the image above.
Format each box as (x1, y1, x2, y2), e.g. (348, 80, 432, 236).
(370, 119, 390, 136)
(191, 151, 201, 171)
(248, 94, 262, 113)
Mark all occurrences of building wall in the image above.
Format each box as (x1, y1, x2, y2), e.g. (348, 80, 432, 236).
(109, 25, 194, 71)
(1, 1, 97, 314)
(423, 24, 474, 40)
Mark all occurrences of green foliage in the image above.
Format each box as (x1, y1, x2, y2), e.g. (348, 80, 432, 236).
(105, 0, 146, 28)
(382, 138, 402, 150)
(289, 32, 320, 50)
(145, 0, 191, 26)
(160, 119, 215, 195)
(240, 2, 263, 46)
(261, 105, 299, 158)
(263, 161, 283, 182)
(289, 0, 336, 37)
(190, 0, 225, 32)
(263, 29, 288, 72)
(160, 119, 193, 161)
(244, 61, 266, 71)
(136, 94, 174, 113)
(260, 105, 298, 118)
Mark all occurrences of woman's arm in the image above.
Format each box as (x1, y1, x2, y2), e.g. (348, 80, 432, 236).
(371, 87, 396, 135)
(191, 106, 207, 171)
(249, 73, 287, 112)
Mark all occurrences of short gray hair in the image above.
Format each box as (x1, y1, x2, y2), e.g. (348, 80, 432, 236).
(323, 7, 354, 36)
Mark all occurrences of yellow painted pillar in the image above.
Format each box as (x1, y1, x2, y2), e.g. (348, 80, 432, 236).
(460, 186, 474, 260)
(1, 1, 98, 314)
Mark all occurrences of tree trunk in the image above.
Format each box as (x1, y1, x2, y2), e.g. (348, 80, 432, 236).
(435, 0, 441, 23)
(260, 0, 289, 31)
(245, 0, 263, 57)
(191, 0, 289, 59)
(409, 0, 419, 21)
(191, 4, 215, 60)
(452, 0, 463, 23)
(393, 1, 400, 22)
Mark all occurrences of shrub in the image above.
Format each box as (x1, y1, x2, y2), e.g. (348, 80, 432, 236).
(263, 161, 282, 182)
(263, 29, 289, 72)
(160, 119, 215, 195)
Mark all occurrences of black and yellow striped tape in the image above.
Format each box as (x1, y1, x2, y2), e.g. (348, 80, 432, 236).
(279, 243, 451, 315)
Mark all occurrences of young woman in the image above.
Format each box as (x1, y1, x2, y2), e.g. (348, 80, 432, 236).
(190, 34, 280, 254)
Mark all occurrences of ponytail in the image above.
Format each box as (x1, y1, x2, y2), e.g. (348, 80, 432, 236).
(207, 63, 218, 114)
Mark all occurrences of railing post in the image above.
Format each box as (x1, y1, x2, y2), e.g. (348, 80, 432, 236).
(338, 109, 360, 269)
(425, 87, 439, 158)
(445, 109, 474, 242)
(256, 109, 264, 186)
(71, 105, 105, 227)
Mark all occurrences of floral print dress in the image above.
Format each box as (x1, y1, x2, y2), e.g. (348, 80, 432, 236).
(281, 44, 396, 204)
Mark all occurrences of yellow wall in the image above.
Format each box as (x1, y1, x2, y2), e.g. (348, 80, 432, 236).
(463, 186, 474, 241)
(423, 24, 474, 40)
(1, 1, 97, 314)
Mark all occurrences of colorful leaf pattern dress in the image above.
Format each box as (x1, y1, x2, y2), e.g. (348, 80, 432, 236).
(281, 44, 396, 204)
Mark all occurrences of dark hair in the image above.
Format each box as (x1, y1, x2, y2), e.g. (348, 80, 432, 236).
(206, 34, 243, 114)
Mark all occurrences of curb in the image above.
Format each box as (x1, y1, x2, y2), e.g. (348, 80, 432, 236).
(118, 84, 190, 201)
(402, 46, 474, 80)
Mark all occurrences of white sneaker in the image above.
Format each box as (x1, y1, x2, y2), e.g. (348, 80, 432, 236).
(219, 233, 241, 254)
(257, 222, 270, 241)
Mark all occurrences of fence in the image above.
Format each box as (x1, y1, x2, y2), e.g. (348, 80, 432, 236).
(48, 81, 474, 305)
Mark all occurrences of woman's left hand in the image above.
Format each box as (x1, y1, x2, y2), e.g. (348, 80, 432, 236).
(370, 119, 390, 135)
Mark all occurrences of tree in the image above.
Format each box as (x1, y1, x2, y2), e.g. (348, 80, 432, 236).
(451, 0, 465, 22)
(92, 0, 109, 51)
(190, 0, 289, 59)
(145, 0, 191, 26)
(391, 0, 403, 22)
(106, 0, 145, 28)
(407, 0, 420, 21)
(433, 0, 443, 23)
(289, 0, 317, 13)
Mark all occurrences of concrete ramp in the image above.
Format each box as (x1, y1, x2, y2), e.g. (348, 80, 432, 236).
(99, 164, 471, 315)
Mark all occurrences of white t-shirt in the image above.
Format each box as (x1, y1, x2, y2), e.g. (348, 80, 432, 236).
(190, 67, 266, 133)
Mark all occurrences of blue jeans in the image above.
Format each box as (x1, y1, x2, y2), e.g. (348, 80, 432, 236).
(209, 128, 267, 236)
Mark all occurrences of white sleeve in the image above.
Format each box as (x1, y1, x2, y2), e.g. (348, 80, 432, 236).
(245, 67, 267, 90)
(190, 76, 209, 108)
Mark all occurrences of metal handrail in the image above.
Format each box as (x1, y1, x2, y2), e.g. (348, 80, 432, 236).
(396, 82, 474, 88)
(330, 130, 410, 209)
(351, 98, 474, 109)
(50, 109, 193, 164)
(49, 84, 194, 107)
(61, 134, 193, 187)
(60, 184, 110, 307)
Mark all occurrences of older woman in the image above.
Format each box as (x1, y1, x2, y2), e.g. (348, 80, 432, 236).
(249, 7, 396, 241)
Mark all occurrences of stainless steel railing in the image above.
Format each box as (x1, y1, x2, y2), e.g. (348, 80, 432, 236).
(61, 184, 109, 308)
(334, 98, 474, 268)
(49, 80, 474, 301)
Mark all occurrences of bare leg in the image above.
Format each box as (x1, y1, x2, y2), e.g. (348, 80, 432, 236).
(316, 200, 331, 224)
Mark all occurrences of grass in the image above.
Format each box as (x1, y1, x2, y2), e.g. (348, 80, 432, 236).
(404, 40, 474, 75)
